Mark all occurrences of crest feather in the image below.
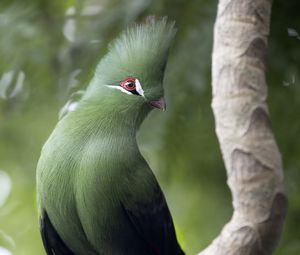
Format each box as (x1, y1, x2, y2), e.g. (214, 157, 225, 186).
(94, 17, 176, 84)
(110, 17, 176, 62)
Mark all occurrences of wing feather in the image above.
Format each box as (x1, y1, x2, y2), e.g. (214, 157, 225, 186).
(121, 184, 185, 255)
(40, 211, 76, 255)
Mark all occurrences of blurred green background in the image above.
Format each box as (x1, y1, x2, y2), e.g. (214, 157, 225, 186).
(0, 0, 299, 254)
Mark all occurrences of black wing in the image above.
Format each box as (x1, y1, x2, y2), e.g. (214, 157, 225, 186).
(40, 211, 76, 255)
(121, 184, 185, 255)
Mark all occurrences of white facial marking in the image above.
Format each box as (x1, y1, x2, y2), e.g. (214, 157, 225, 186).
(105, 85, 132, 95)
(105, 78, 145, 97)
(135, 79, 145, 97)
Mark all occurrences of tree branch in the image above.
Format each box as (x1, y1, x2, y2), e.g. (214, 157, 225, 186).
(198, 0, 287, 254)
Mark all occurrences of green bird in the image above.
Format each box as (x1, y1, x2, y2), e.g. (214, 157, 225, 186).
(36, 17, 184, 255)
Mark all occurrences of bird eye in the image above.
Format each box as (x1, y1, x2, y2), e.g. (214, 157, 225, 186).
(125, 81, 135, 90)
(119, 77, 136, 91)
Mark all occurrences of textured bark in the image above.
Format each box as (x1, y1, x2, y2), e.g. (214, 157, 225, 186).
(198, 0, 287, 255)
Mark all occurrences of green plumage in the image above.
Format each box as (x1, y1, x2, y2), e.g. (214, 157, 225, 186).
(36, 18, 184, 255)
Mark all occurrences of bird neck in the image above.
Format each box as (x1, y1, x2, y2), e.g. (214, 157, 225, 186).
(70, 97, 150, 141)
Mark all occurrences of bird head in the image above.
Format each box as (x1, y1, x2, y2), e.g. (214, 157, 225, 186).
(84, 17, 176, 114)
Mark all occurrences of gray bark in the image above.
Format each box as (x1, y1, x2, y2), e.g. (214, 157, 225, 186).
(198, 0, 287, 254)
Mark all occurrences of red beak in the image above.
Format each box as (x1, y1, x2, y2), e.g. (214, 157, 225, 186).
(148, 97, 166, 111)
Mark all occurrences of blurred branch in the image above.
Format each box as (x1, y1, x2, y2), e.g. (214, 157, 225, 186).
(198, 0, 287, 254)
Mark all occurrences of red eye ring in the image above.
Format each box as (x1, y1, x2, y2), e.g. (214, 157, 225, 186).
(119, 77, 136, 91)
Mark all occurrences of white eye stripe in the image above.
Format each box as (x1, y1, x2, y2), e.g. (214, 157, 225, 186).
(135, 79, 145, 97)
(105, 78, 145, 97)
(105, 85, 132, 95)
